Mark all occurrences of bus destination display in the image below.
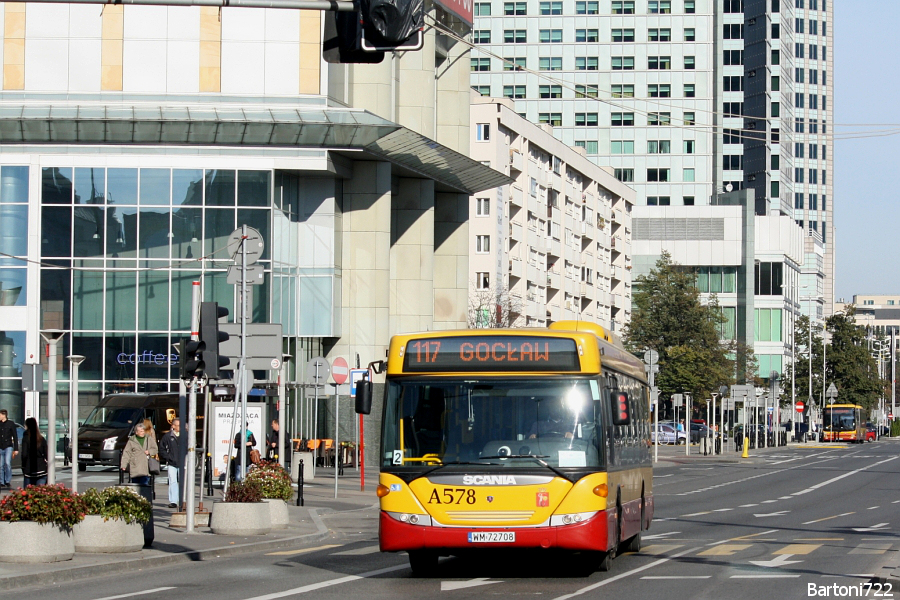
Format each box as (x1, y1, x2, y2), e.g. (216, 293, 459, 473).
(403, 336, 581, 372)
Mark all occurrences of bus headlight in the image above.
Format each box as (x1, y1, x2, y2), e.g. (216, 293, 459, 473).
(550, 511, 597, 527)
(386, 511, 432, 527)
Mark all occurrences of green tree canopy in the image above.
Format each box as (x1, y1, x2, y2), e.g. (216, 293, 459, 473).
(624, 252, 735, 406)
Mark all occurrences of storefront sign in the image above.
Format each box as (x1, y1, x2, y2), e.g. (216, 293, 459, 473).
(116, 351, 178, 367)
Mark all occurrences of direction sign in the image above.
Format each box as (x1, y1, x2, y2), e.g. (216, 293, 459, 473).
(226, 264, 265, 285)
(795, 401, 805, 412)
(643, 349, 659, 365)
(306, 357, 330, 386)
(349, 369, 368, 397)
(332, 357, 349, 385)
(826, 382, 838, 398)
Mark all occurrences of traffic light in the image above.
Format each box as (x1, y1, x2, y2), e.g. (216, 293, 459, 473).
(611, 391, 631, 426)
(323, 0, 423, 64)
(199, 302, 230, 380)
(179, 337, 205, 380)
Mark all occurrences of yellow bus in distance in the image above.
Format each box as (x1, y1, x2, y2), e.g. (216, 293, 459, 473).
(356, 321, 653, 575)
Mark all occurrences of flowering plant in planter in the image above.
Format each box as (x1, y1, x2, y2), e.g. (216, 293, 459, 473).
(0, 484, 85, 528)
(81, 487, 152, 525)
(225, 479, 263, 503)
(245, 461, 294, 501)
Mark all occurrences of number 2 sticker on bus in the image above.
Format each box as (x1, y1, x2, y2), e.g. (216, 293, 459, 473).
(392, 450, 403, 465)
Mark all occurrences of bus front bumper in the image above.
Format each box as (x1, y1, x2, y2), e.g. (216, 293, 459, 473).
(379, 508, 615, 553)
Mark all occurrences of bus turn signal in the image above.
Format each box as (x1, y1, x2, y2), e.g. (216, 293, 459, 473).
(593, 484, 608, 498)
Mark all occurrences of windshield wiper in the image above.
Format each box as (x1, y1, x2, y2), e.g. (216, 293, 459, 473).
(416, 460, 501, 480)
(478, 455, 569, 480)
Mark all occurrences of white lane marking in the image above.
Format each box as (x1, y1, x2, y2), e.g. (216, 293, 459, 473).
(643, 532, 681, 540)
(754, 511, 790, 518)
(822, 574, 875, 578)
(713, 508, 733, 512)
(682, 511, 711, 517)
(853, 523, 889, 532)
(654, 474, 673, 478)
(94, 589, 177, 600)
(792, 456, 899, 496)
(731, 575, 801, 579)
(868, 506, 880, 510)
(892, 500, 900, 504)
(241, 564, 409, 600)
(740, 504, 759, 507)
(332, 545, 382, 556)
(802, 512, 854, 525)
(552, 547, 697, 600)
(779, 496, 793, 500)
(441, 578, 502, 592)
(641, 576, 711, 580)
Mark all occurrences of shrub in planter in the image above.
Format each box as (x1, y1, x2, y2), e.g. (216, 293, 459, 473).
(74, 487, 152, 553)
(245, 461, 294, 501)
(212, 479, 271, 536)
(81, 487, 152, 525)
(225, 479, 264, 503)
(0, 484, 85, 563)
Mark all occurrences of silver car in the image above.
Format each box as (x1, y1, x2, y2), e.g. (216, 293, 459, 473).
(652, 423, 687, 445)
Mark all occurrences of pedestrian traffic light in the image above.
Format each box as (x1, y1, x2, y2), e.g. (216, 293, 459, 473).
(179, 337, 205, 380)
(199, 302, 230, 380)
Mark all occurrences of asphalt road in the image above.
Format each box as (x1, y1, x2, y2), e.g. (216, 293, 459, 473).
(11, 441, 900, 600)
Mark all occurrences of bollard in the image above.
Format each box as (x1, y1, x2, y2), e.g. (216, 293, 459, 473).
(741, 437, 750, 458)
(118, 448, 125, 485)
(338, 452, 344, 477)
(296, 459, 305, 507)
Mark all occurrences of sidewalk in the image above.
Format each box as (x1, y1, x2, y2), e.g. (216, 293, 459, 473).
(0, 467, 380, 592)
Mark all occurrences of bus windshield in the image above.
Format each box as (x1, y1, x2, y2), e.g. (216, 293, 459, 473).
(381, 377, 603, 470)
(823, 408, 856, 432)
(81, 406, 141, 429)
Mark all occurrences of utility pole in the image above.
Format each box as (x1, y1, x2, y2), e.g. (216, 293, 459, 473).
(643, 349, 659, 463)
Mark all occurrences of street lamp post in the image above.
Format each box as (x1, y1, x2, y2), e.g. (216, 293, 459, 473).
(68, 355, 86, 492)
(40, 331, 65, 484)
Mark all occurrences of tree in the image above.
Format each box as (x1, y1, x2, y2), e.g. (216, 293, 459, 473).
(468, 285, 523, 328)
(624, 252, 735, 417)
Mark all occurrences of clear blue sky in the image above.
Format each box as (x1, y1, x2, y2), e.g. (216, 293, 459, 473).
(834, 1, 900, 302)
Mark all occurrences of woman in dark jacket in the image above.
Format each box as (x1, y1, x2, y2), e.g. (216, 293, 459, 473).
(20, 418, 48, 486)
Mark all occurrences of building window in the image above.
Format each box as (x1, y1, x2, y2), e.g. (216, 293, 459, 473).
(539, 85, 562, 99)
(809, 69, 818, 85)
(504, 1, 526, 14)
(539, 57, 562, 71)
(539, 29, 563, 43)
(809, 194, 818, 210)
(684, 28, 695, 41)
(611, 0, 635, 13)
(647, 140, 671, 154)
(612, 28, 635, 42)
(648, 28, 672, 42)
(502, 85, 526, 99)
(647, 168, 671, 182)
(612, 56, 635, 70)
(723, 76, 743, 92)
(724, 0, 742, 11)
(771, 155, 779, 170)
(754, 309, 783, 342)
(684, 140, 695, 154)
(723, 102, 743, 117)
(504, 57, 526, 71)
(539, 1, 562, 14)
(474, 2, 491, 15)
(574, 113, 598, 127)
(724, 49, 743, 65)
(648, 0, 671, 13)
(754, 263, 784, 297)
(771, 102, 780, 117)
(809, 44, 818, 60)
(476, 235, 490, 254)
(611, 113, 635, 126)
(795, 93, 804, 109)
(647, 196, 671, 206)
(794, 168, 804, 184)
(473, 85, 490, 96)
(575, 57, 599, 71)
(771, 181, 779, 197)
(683, 112, 695, 125)
(614, 168, 634, 182)
(723, 24, 743, 39)
(683, 168, 695, 182)
(576, 84, 599, 98)
(795, 17, 804, 34)
(684, 56, 695, 69)
(810, 20, 818, 35)
(809, 144, 818, 160)
(684, 84, 695, 98)
(575, 0, 599, 13)
(724, 155, 742, 170)
(504, 29, 527, 43)
(476, 272, 490, 290)
(794, 193, 804, 209)
(648, 84, 671, 98)
(648, 56, 671, 70)
(771, 128, 780, 143)
(685, 0, 695, 12)
(772, 23, 780, 39)
(575, 141, 599, 154)
(473, 30, 491, 44)
(475, 198, 490, 216)
(575, 29, 599, 42)
(611, 140, 634, 154)
(683, 196, 695, 205)
(471, 58, 491, 72)
(771, 76, 780, 91)
(772, 49, 780, 65)
(611, 84, 634, 98)
(476, 123, 490, 141)
(538, 113, 563, 126)
(648, 112, 671, 126)
(723, 129, 742, 144)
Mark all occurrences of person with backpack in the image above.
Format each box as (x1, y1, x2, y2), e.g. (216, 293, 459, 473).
(159, 419, 182, 508)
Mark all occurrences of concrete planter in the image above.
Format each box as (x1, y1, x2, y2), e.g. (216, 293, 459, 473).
(73, 515, 144, 553)
(264, 499, 289, 530)
(0, 521, 75, 563)
(210, 502, 271, 536)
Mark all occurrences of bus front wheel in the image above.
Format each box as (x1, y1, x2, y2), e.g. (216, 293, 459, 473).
(408, 550, 439, 577)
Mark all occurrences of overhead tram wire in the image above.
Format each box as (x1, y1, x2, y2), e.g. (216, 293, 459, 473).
(431, 18, 900, 143)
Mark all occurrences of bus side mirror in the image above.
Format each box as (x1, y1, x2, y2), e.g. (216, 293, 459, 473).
(611, 391, 631, 426)
(355, 380, 373, 415)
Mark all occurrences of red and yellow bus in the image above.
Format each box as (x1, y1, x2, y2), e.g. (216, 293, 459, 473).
(355, 321, 653, 575)
(822, 403, 866, 443)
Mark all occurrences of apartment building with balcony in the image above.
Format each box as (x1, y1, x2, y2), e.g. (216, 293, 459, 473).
(469, 93, 635, 331)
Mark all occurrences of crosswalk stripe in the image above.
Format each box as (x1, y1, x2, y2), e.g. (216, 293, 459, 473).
(774, 544, 820, 555)
(332, 545, 382, 556)
(640, 544, 683, 556)
(849, 544, 891, 555)
(698, 544, 752, 556)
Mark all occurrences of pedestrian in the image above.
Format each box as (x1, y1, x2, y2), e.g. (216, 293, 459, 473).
(159, 418, 181, 508)
(120, 422, 158, 486)
(0, 409, 18, 488)
(233, 424, 257, 482)
(677, 419, 685, 432)
(142, 418, 157, 442)
(20, 418, 48, 487)
(266, 419, 292, 462)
